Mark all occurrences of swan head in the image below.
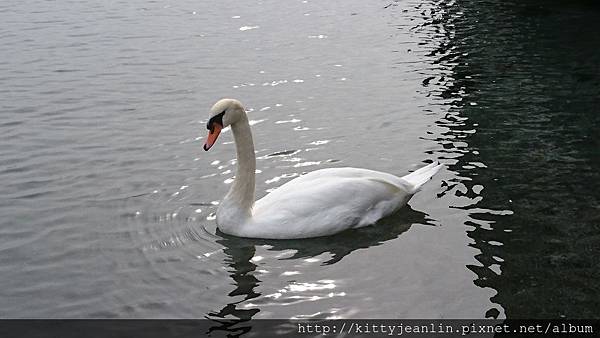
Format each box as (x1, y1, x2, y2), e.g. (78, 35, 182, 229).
(203, 98, 245, 151)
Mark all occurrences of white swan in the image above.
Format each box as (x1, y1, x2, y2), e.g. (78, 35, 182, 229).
(202, 99, 442, 239)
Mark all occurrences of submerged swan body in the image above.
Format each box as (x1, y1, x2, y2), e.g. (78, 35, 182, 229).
(203, 99, 442, 239)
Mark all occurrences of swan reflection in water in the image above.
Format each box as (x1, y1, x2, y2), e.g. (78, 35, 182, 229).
(206, 206, 432, 335)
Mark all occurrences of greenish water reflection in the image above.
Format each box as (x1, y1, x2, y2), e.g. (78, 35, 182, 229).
(429, 0, 600, 318)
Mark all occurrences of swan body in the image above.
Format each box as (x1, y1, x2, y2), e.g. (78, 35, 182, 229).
(203, 99, 442, 239)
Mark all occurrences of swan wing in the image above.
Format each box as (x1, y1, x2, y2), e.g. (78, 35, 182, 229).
(247, 168, 412, 238)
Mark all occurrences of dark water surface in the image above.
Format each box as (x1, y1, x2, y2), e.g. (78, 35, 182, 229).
(1, 0, 598, 321)
(432, 0, 600, 318)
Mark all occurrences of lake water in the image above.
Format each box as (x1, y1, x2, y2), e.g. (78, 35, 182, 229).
(1, 0, 598, 323)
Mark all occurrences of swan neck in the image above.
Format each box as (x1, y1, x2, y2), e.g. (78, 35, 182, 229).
(226, 115, 255, 213)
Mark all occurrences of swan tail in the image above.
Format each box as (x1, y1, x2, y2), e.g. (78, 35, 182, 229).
(400, 161, 443, 193)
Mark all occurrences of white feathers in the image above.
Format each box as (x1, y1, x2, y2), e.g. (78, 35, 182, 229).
(207, 99, 442, 239)
(399, 162, 444, 194)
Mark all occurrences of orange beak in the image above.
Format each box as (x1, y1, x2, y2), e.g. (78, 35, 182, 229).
(203, 124, 222, 151)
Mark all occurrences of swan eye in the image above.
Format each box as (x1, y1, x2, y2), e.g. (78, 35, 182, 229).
(206, 111, 225, 130)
